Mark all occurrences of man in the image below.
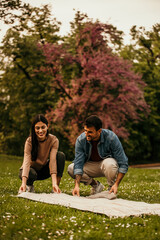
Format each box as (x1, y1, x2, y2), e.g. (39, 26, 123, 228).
(68, 115, 128, 197)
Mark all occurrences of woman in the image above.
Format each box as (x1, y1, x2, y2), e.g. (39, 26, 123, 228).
(18, 114, 65, 194)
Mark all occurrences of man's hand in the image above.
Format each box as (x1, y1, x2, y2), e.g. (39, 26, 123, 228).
(72, 174, 82, 197)
(109, 172, 125, 194)
(72, 185, 80, 196)
(109, 183, 118, 194)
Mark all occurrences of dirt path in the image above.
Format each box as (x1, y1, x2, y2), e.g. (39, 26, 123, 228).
(130, 163, 160, 169)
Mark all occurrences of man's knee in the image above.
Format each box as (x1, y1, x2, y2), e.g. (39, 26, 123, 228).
(101, 158, 118, 172)
(67, 163, 74, 178)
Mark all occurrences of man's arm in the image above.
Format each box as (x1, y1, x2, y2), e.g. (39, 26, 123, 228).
(109, 172, 125, 194)
(72, 174, 82, 196)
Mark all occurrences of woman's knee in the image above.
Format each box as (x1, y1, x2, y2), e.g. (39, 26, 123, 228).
(19, 168, 37, 185)
(57, 151, 66, 163)
(29, 168, 38, 179)
(56, 151, 66, 177)
(19, 169, 22, 180)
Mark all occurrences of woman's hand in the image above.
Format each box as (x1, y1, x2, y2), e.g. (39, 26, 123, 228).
(18, 176, 27, 194)
(51, 174, 61, 193)
(52, 184, 61, 193)
(18, 182, 26, 194)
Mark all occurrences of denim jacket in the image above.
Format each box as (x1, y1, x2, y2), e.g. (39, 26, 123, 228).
(73, 129, 128, 175)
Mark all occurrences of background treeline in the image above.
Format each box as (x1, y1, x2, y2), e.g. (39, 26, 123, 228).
(0, 1, 160, 164)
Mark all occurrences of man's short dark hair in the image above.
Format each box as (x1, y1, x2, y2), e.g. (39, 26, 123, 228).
(84, 115, 102, 131)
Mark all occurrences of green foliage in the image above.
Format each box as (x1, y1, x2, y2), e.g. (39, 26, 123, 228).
(0, 5, 61, 155)
(120, 24, 160, 163)
(0, 155, 160, 239)
(0, 0, 31, 24)
(0, 2, 159, 165)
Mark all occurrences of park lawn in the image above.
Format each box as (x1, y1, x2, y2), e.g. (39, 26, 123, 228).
(0, 154, 160, 240)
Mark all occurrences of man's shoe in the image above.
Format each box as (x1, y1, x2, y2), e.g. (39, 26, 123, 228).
(26, 185, 35, 193)
(91, 181, 104, 195)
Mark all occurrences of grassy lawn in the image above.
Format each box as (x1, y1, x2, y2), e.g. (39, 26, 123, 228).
(0, 154, 160, 240)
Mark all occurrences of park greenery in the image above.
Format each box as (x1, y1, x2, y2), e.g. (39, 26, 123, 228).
(0, 1, 160, 164)
(0, 154, 160, 239)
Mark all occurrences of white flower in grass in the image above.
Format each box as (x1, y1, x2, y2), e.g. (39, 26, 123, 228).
(108, 232, 112, 235)
(25, 229, 30, 231)
(70, 235, 74, 240)
(70, 216, 76, 219)
(6, 212, 11, 215)
(56, 231, 61, 236)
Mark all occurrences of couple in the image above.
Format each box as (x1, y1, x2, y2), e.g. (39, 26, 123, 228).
(19, 114, 128, 198)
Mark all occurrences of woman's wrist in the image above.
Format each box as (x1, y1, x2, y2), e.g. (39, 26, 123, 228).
(22, 176, 27, 184)
(51, 173, 57, 185)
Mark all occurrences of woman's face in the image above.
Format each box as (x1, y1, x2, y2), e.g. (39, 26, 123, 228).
(34, 121, 48, 141)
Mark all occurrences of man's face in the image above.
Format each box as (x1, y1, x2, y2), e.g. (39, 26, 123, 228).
(84, 125, 101, 141)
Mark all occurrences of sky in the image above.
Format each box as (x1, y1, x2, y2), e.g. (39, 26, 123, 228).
(1, 0, 160, 44)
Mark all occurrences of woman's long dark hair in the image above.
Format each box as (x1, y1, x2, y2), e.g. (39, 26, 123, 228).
(31, 114, 49, 161)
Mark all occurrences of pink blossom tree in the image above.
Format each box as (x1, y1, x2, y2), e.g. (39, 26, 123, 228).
(39, 17, 149, 145)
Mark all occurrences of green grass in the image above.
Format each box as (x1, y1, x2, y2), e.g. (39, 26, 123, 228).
(0, 154, 160, 240)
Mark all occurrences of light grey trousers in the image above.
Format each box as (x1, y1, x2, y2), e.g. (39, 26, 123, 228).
(67, 158, 118, 187)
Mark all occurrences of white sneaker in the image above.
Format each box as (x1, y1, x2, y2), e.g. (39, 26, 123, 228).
(91, 181, 104, 195)
(26, 185, 35, 193)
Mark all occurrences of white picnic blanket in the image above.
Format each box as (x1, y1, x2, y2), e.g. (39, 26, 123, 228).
(17, 192, 160, 218)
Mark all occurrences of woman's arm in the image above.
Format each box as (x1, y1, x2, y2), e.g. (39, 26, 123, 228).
(49, 138, 61, 193)
(19, 176, 27, 193)
(19, 138, 32, 193)
(51, 173, 61, 193)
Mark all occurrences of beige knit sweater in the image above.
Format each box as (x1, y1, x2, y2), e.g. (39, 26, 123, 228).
(21, 134, 59, 178)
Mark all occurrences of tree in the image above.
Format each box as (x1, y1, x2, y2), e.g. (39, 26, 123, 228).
(0, 0, 30, 25)
(120, 24, 160, 163)
(40, 14, 149, 149)
(0, 5, 61, 155)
